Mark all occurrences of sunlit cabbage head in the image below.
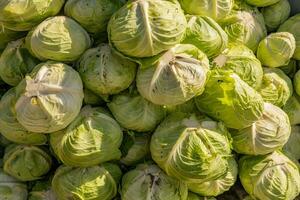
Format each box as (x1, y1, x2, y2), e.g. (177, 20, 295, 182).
(0, 0, 64, 31)
(219, 8, 267, 52)
(108, 0, 187, 58)
(50, 106, 123, 167)
(14, 61, 84, 133)
(77, 44, 137, 96)
(245, 0, 280, 7)
(64, 0, 122, 40)
(0, 88, 47, 145)
(182, 16, 228, 58)
(213, 44, 263, 89)
(0, 23, 25, 51)
(137, 44, 209, 106)
(188, 192, 216, 200)
(294, 69, 300, 96)
(0, 169, 28, 200)
(120, 131, 151, 166)
(239, 151, 300, 200)
(178, 0, 233, 21)
(283, 94, 300, 125)
(28, 180, 57, 200)
(278, 14, 300, 60)
(3, 145, 52, 181)
(108, 90, 166, 132)
(52, 163, 122, 200)
(257, 32, 296, 68)
(258, 68, 293, 107)
(151, 113, 232, 183)
(261, 0, 291, 32)
(27, 16, 91, 62)
(195, 69, 264, 129)
(120, 164, 188, 200)
(231, 103, 291, 155)
(283, 126, 300, 161)
(280, 59, 297, 79)
(0, 38, 39, 86)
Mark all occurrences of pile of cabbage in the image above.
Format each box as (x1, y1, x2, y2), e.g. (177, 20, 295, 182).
(0, 0, 299, 199)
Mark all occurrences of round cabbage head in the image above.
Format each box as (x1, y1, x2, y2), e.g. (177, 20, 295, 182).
(278, 14, 300, 60)
(120, 131, 151, 166)
(257, 32, 296, 68)
(182, 16, 228, 58)
(219, 8, 267, 52)
(0, 23, 25, 51)
(0, 38, 39, 86)
(150, 113, 232, 183)
(293, 69, 300, 96)
(108, 90, 166, 132)
(239, 151, 300, 200)
(280, 59, 297, 78)
(0, 0, 64, 31)
(137, 44, 210, 106)
(283, 126, 300, 161)
(178, 0, 233, 21)
(3, 145, 52, 181)
(258, 68, 293, 107)
(64, 0, 122, 40)
(0, 88, 47, 145)
(50, 106, 123, 167)
(52, 163, 122, 200)
(187, 157, 238, 197)
(28, 180, 57, 200)
(261, 0, 291, 32)
(283, 94, 300, 125)
(120, 164, 188, 200)
(77, 44, 137, 96)
(0, 169, 28, 200)
(14, 61, 84, 133)
(231, 103, 291, 155)
(213, 44, 263, 89)
(245, 0, 280, 7)
(27, 16, 91, 62)
(195, 69, 264, 129)
(108, 0, 187, 58)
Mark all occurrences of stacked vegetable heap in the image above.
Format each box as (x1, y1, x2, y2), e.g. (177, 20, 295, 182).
(0, 0, 300, 199)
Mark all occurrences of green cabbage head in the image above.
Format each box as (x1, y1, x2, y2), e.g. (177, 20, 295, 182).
(261, 0, 291, 32)
(195, 69, 264, 129)
(120, 131, 151, 166)
(0, 0, 64, 31)
(50, 106, 123, 167)
(28, 180, 57, 200)
(108, 90, 166, 132)
(120, 164, 188, 200)
(0, 169, 28, 200)
(187, 157, 238, 197)
(108, 0, 187, 58)
(188, 192, 216, 200)
(27, 16, 91, 62)
(213, 44, 263, 89)
(52, 163, 122, 200)
(182, 16, 228, 58)
(239, 151, 300, 200)
(14, 61, 84, 133)
(64, 0, 122, 40)
(245, 0, 280, 7)
(0, 38, 39, 86)
(178, 0, 233, 21)
(280, 59, 297, 79)
(293, 69, 300, 96)
(278, 14, 300, 60)
(283, 126, 300, 161)
(150, 113, 232, 183)
(231, 103, 291, 155)
(258, 68, 293, 107)
(77, 44, 137, 96)
(0, 23, 25, 52)
(0, 88, 47, 145)
(137, 44, 209, 106)
(257, 32, 296, 68)
(3, 145, 52, 181)
(283, 94, 300, 125)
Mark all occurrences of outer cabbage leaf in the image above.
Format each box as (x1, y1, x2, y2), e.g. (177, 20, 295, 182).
(283, 126, 300, 161)
(283, 94, 300, 125)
